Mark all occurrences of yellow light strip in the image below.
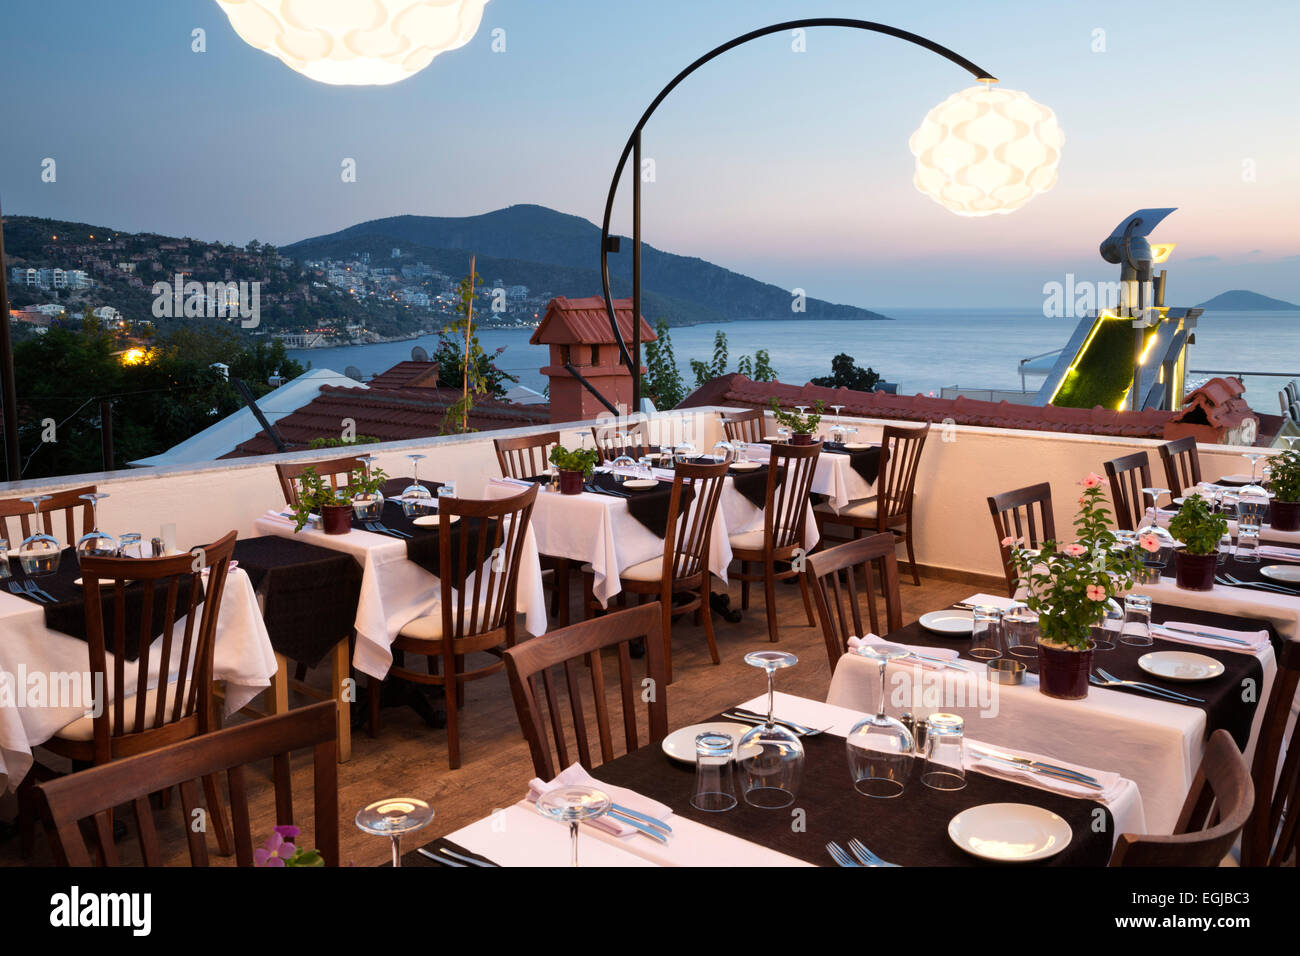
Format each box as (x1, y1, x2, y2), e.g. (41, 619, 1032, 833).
(1047, 313, 1108, 405)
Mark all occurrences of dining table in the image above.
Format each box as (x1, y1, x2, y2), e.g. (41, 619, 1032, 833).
(401, 693, 1142, 867)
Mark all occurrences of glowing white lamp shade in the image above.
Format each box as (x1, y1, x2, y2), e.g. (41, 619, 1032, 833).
(214, 0, 490, 86)
(909, 85, 1063, 216)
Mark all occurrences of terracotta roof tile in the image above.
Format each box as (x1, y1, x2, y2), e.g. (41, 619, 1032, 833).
(529, 296, 657, 346)
(366, 361, 440, 390)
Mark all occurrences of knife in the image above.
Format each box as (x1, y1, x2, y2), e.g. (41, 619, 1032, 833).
(606, 809, 669, 843)
(1154, 624, 1253, 647)
(609, 803, 672, 834)
(436, 846, 498, 867)
(968, 746, 1102, 785)
(417, 846, 466, 866)
(726, 708, 822, 736)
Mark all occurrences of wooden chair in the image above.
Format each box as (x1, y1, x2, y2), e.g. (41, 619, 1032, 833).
(1103, 450, 1153, 531)
(582, 460, 729, 683)
(805, 533, 903, 671)
(0, 485, 94, 546)
(730, 442, 822, 644)
(494, 431, 559, 479)
(590, 422, 653, 463)
(1240, 637, 1299, 866)
(987, 482, 1056, 597)
(816, 422, 930, 585)
(18, 531, 240, 857)
(504, 605, 668, 779)
(34, 701, 339, 867)
(1110, 729, 1253, 866)
(275, 455, 361, 506)
(1158, 436, 1202, 494)
(379, 484, 538, 769)
(721, 408, 766, 444)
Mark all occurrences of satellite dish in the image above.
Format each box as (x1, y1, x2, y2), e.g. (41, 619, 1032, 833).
(411, 346, 429, 362)
(344, 365, 363, 381)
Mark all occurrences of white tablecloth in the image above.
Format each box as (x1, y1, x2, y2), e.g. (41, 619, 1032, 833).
(826, 632, 1275, 834)
(1133, 577, 1300, 641)
(253, 512, 547, 680)
(0, 569, 277, 792)
(440, 693, 1140, 865)
(810, 448, 879, 513)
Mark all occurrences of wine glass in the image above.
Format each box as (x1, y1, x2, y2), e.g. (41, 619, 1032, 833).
(1239, 453, 1267, 500)
(846, 643, 915, 797)
(737, 650, 804, 808)
(18, 496, 61, 576)
(355, 796, 434, 868)
(610, 454, 636, 482)
(0, 538, 12, 581)
(1138, 487, 1175, 561)
(673, 442, 696, 465)
(76, 492, 119, 561)
(535, 785, 611, 867)
(399, 454, 434, 517)
(776, 426, 791, 444)
(711, 440, 734, 465)
(352, 455, 385, 520)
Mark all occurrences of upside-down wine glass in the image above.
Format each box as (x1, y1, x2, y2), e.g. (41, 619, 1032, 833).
(18, 496, 61, 576)
(352, 455, 385, 520)
(535, 785, 611, 867)
(355, 796, 434, 868)
(1239, 453, 1268, 500)
(400, 454, 434, 517)
(737, 650, 804, 808)
(846, 643, 915, 797)
(1138, 487, 1176, 562)
(76, 492, 119, 560)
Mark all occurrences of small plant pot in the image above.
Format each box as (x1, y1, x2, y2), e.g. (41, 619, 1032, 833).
(1174, 550, 1217, 590)
(559, 470, 584, 495)
(1270, 499, 1300, 532)
(791, 433, 815, 446)
(321, 504, 352, 535)
(1036, 639, 1094, 700)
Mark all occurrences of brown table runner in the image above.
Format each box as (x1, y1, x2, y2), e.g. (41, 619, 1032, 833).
(589, 471, 691, 539)
(1168, 552, 1300, 600)
(593, 713, 1113, 866)
(397, 837, 499, 867)
(823, 442, 883, 485)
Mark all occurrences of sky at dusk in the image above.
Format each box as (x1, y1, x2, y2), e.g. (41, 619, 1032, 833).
(2, 0, 1298, 309)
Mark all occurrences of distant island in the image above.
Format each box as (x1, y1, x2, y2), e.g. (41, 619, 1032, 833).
(1197, 289, 1299, 311)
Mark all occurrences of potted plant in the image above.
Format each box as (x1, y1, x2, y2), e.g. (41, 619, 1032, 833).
(291, 466, 351, 535)
(345, 464, 389, 521)
(1267, 447, 1300, 532)
(548, 445, 599, 495)
(1007, 474, 1148, 699)
(768, 398, 825, 445)
(1166, 492, 1229, 590)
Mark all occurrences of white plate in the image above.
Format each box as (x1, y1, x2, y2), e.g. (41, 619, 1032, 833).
(762, 435, 785, 444)
(949, 803, 1073, 863)
(622, 479, 658, 490)
(919, 609, 974, 636)
(1171, 497, 1186, 506)
(661, 722, 761, 764)
(1260, 564, 1300, 583)
(729, 461, 762, 471)
(842, 442, 872, 451)
(1137, 650, 1225, 682)
(75, 577, 131, 587)
(1219, 474, 1254, 484)
(412, 514, 458, 527)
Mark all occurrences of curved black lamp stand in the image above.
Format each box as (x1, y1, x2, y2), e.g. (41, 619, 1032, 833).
(598, 18, 997, 410)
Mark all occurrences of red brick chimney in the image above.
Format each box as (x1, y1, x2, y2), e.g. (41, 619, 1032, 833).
(530, 296, 656, 423)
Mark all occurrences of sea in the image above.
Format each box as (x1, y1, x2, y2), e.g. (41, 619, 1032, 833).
(287, 308, 1300, 415)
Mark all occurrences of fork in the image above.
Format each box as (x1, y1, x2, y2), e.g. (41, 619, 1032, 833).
(8, 580, 44, 603)
(847, 838, 900, 868)
(364, 522, 405, 539)
(25, 579, 58, 602)
(1093, 668, 1204, 703)
(373, 521, 411, 538)
(1221, 572, 1298, 595)
(825, 841, 860, 867)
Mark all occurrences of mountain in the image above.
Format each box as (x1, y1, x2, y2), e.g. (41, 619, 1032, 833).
(284, 204, 890, 326)
(1197, 289, 1299, 310)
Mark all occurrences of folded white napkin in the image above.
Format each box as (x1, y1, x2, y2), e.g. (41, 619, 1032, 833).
(965, 742, 1124, 802)
(847, 634, 960, 670)
(959, 593, 1024, 611)
(490, 476, 534, 489)
(527, 762, 672, 839)
(1151, 621, 1270, 654)
(1258, 544, 1300, 562)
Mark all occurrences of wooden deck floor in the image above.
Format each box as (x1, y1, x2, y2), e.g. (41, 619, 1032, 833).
(1, 572, 973, 867)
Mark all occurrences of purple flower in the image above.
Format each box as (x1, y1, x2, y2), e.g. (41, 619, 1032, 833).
(273, 824, 301, 840)
(254, 830, 297, 867)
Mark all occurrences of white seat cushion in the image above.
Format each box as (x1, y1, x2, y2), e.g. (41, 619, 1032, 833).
(398, 606, 445, 642)
(728, 528, 799, 551)
(815, 496, 878, 519)
(619, 555, 664, 582)
(55, 680, 186, 742)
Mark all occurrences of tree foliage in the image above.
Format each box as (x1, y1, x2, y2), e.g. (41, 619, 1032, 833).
(809, 353, 881, 392)
(643, 319, 686, 408)
(689, 331, 778, 388)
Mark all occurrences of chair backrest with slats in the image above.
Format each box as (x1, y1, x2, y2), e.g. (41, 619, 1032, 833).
(721, 409, 766, 444)
(762, 442, 821, 551)
(663, 460, 729, 582)
(877, 423, 930, 522)
(275, 456, 360, 507)
(590, 422, 652, 463)
(36, 701, 339, 867)
(494, 431, 559, 479)
(1241, 637, 1300, 867)
(1103, 450, 1152, 531)
(805, 534, 903, 670)
(1110, 729, 1253, 866)
(78, 531, 238, 763)
(504, 604, 667, 779)
(1158, 436, 1201, 493)
(987, 482, 1056, 597)
(438, 484, 537, 646)
(0, 485, 95, 547)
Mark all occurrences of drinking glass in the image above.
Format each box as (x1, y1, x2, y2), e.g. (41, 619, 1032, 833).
(0, 539, 11, 580)
(776, 426, 791, 444)
(535, 785, 611, 867)
(1119, 594, 1153, 647)
(737, 650, 804, 808)
(352, 455, 385, 520)
(636, 456, 654, 481)
(1092, 598, 1123, 651)
(970, 605, 1004, 660)
(691, 732, 738, 812)
(846, 643, 915, 798)
(18, 496, 61, 576)
(355, 796, 434, 868)
(399, 454, 434, 517)
(1216, 522, 1234, 565)
(117, 533, 144, 559)
(920, 713, 966, 791)
(1240, 453, 1267, 500)
(437, 480, 457, 500)
(76, 492, 118, 560)
(732, 440, 748, 464)
(1002, 609, 1040, 659)
(673, 442, 697, 465)
(1235, 525, 1261, 563)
